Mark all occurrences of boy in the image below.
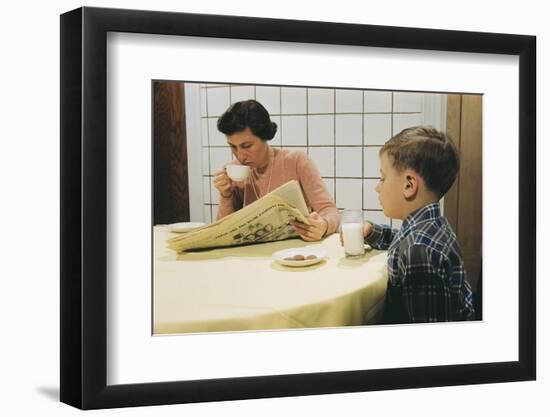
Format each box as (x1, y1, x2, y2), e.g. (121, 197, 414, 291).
(359, 126, 474, 323)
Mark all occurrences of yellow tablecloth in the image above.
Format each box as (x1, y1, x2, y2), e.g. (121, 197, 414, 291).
(154, 227, 388, 334)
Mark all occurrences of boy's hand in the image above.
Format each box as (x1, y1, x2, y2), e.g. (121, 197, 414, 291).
(363, 221, 373, 238)
(291, 212, 328, 242)
(339, 221, 373, 246)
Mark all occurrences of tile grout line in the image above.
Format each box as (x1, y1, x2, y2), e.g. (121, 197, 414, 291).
(390, 92, 394, 228)
(205, 85, 213, 223)
(362, 90, 366, 216)
(306, 88, 309, 155)
(333, 88, 337, 205)
(279, 87, 283, 148)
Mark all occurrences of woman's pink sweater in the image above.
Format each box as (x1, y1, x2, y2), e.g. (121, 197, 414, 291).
(217, 148, 340, 235)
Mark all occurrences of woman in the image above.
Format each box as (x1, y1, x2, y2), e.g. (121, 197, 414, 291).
(213, 99, 339, 242)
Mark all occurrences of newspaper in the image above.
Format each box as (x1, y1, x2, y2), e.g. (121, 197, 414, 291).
(166, 180, 311, 253)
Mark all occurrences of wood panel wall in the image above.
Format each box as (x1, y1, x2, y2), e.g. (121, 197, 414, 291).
(445, 94, 483, 303)
(153, 81, 190, 225)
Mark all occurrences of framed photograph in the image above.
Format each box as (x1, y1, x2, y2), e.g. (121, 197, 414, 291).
(60, 6, 536, 410)
(151, 81, 475, 336)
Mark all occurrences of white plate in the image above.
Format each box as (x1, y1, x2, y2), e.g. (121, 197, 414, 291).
(272, 247, 327, 267)
(166, 222, 206, 233)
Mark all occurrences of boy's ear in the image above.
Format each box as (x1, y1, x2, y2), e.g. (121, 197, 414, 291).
(403, 170, 419, 199)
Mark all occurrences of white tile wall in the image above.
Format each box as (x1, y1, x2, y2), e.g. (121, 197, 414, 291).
(336, 147, 362, 177)
(335, 179, 363, 209)
(393, 113, 423, 135)
(207, 118, 227, 146)
(209, 147, 232, 175)
(230, 85, 255, 103)
(270, 115, 282, 146)
(336, 89, 363, 113)
(281, 115, 307, 146)
(308, 88, 334, 113)
(281, 87, 307, 114)
(365, 91, 392, 113)
(256, 86, 281, 114)
(202, 148, 210, 177)
(323, 178, 335, 200)
(364, 147, 381, 178)
(203, 205, 212, 223)
(207, 87, 230, 117)
(391, 219, 403, 229)
(363, 179, 382, 210)
(335, 114, 362, 145)
(201, 118, 209, 146)
(200, 88, 207, 117)
(393, 92, 423, 113)
(194, 83, 441, 222)
(309, 147, 335, 177)
(365, 114, 392, 145)
(203, 177, 211, 204)
(308, 115, 334, 145)
(364, 210, 390, 226)
(211, 185, 220, 204)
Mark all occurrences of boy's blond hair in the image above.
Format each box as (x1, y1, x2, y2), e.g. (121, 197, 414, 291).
(380, 126, 460, 198)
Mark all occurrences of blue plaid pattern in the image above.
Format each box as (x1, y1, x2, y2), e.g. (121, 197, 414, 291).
(366, 202, 475, 323)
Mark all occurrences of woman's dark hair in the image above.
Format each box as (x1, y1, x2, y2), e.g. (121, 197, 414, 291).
(217, 99, 278, 141)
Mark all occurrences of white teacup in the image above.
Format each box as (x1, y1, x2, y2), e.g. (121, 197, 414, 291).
(226, 164, 251, 181)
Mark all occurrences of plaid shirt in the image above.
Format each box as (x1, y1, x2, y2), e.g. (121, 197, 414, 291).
(365, 202, 475, 324)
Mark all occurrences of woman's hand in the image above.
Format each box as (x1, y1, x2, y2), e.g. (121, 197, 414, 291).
(291, 212, 328, 242)
(213, 168, 233, 198)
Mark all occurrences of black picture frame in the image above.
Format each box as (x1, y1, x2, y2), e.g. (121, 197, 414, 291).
(60, 6, 536, 410)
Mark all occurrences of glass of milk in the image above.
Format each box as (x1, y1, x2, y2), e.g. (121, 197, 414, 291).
(341, 209, 365, 258)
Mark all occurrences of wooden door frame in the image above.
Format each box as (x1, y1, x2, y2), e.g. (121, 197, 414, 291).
(153, 81, 190, 225)
(445, 94, 483, 301)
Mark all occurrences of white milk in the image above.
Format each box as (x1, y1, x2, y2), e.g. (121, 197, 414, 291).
(342, 223, 365, 256)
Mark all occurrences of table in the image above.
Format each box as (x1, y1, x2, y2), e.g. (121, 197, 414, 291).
(154, 227, 388, 334)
